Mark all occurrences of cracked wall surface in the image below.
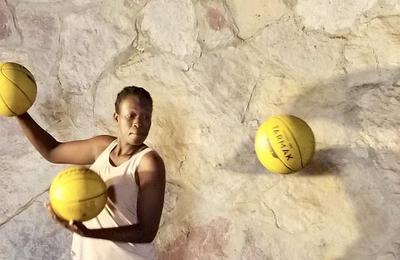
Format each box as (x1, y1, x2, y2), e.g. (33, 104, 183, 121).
(1, 0, 400, 259)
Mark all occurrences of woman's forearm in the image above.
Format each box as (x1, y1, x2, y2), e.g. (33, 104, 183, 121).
(84, 224, 155, 243)
(16, 112, 59, 160)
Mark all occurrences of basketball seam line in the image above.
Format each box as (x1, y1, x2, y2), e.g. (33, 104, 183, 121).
(52, 191, 107, 203)
(51, 176, 105, 188)
(277, 117, 304, 168)
(2, 68, 35, 84)
(76, 191, 107, 203)
(1, 67, 34, 104)
(0, 87, 17, 116)
(266, 137, 294, 172)
(2, 67, 33, 75)
(1, 69, 34, 104)
(0, 63, 18, 116)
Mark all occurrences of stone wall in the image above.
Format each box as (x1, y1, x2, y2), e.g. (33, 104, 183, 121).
(1, 0, 399, 259)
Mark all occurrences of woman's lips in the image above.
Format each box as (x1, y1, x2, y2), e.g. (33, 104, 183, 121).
(129, 132, 144, 135)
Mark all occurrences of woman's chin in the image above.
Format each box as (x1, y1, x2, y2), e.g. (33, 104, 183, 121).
(127, 134, 145, 145)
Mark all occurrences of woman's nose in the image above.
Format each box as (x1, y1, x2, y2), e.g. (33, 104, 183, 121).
(132, 116, 147, 128)
(132, 118, 140, 128)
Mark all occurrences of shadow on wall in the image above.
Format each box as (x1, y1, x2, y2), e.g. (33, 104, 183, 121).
(223, 67, 400, 259)
(288, 68, 400, 260)
(144, 98, 200, 259)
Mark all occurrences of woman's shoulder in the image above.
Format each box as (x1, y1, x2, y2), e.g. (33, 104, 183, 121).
(93, 135, 116, 157)
(139, 148, 165, 171)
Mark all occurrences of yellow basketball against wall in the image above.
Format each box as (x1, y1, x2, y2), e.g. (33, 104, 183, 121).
(255, 115, 315, 174)
(0, 62, 37, 116)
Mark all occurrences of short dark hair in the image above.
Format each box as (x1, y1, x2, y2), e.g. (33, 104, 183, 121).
(114, 86, 153, 113)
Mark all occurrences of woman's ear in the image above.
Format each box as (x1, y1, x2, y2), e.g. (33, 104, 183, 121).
(113, 112, 118, 122)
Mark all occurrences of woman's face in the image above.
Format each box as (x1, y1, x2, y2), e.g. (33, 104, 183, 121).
(114, 95, 152, 146)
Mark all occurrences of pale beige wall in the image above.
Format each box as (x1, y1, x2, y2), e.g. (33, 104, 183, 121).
(1, 0, 400, 259)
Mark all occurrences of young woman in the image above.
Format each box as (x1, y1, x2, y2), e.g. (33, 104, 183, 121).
(16, 86, 165, 260)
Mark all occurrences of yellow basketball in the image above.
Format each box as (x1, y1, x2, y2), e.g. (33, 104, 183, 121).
(255, 115, 315, 174)
(0, 62, 37, 116)
(49, 166, 107, 221)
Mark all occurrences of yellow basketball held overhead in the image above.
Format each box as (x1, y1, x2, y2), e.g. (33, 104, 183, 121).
(0, 62, 37, 116)
(255, 115, 315, 174)
(49, 166, 107, 222)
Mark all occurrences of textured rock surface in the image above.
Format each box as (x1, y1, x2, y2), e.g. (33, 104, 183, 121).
(1, 0, 399, 259)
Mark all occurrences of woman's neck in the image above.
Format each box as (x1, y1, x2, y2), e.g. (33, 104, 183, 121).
(114, 139, 144, 157)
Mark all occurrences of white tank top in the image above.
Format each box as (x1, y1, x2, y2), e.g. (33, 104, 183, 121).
(71, 139, 157, 260)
